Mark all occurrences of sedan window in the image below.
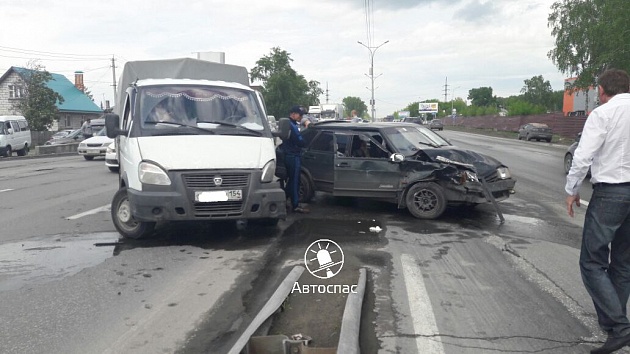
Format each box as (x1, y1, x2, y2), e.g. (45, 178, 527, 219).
(310, 131, 334, 152)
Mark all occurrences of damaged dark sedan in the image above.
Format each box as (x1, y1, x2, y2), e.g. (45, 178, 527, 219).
(275, 121, 516, 219)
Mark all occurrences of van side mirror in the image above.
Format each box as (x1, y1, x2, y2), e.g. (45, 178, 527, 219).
(105, 113, 127, 138)
(275, 117, 291, 141)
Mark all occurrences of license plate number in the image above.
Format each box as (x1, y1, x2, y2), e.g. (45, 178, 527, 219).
(195, 190, 242, 202)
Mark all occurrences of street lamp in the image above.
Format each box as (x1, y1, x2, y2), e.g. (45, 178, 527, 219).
(358, 40, 389, 122)
(451, 86, 461, 112)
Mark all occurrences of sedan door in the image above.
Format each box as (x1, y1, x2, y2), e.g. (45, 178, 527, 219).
(302, 131, 335, 192)
(333, 132, 400, 201)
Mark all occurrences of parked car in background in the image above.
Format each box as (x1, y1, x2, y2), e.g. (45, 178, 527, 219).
(429, 119, 444, 131)
(564, 132, 591, 176)
(518, 123, 552, 142)
(77, 127, 113, 160)
(0, 115, 31, 157)
(105, 142, 118, 172)
(275, 121, 516, 219)
(50, 129, 75, 140)
(45, 129, 85, 145)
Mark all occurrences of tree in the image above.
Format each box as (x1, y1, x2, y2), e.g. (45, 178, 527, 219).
(12, 61, 64, 131)
(548, 0, 630, 91)
(342, 96, 367, 118)
(468, 87, 496, 107)
(250, 47, 322, 118)
(520, 75, 553, 109)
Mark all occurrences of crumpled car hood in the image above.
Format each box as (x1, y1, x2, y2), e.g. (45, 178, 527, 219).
(418, 147, 505, 177)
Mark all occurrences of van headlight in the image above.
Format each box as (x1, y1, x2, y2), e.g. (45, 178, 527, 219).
(497, 167, 511, 179)
(261, 160, 276, 183)
(139, 162, 171, 185)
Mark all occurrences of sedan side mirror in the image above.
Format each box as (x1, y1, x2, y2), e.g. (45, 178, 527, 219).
(389, 153, 404, 163)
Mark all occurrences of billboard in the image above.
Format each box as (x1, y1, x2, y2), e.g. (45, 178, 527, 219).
(418, 102, 438, 114)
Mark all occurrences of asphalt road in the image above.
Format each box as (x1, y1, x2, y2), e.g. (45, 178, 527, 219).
(0, 134, 625, 354)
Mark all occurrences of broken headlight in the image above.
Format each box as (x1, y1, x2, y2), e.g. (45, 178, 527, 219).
(456, 170, 479, 184)
(497, 167, 511, 179)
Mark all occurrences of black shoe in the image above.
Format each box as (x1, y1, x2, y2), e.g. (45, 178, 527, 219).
(591, 332, 630, 354)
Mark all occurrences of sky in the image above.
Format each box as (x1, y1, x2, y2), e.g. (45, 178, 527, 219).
(0, 0, 566, 118)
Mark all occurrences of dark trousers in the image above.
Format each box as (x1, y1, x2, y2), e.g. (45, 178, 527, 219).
(284, 154, 301, 210)
(580, 183, 630, 337)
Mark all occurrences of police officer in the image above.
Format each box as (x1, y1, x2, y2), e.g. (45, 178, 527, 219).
(281, 105, 309, 213)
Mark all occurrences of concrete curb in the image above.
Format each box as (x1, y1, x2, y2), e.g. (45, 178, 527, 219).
(337, 268, 367, 354)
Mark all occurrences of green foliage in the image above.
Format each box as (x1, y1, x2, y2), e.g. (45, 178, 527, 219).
(504, 97, 546, 116)
(467, 87, 496, 107)
(521, 75, 553, 108)
(548, 0, 630, 90)
(342, 96, 367, 117)
(250, 47, 322, 118)
(12, 61, 64, 131)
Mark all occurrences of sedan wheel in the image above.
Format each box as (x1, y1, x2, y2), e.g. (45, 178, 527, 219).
(564, 153, 573, 174)
(405, 182, 447, 219)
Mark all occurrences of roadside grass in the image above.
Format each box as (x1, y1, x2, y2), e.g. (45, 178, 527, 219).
(444, 125, 575, 146)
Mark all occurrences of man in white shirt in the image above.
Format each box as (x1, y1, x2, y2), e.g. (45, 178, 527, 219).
(565, 69, 630, 354)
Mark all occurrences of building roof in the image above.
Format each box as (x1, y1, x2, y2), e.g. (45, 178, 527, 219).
(3, 67, 102, 114)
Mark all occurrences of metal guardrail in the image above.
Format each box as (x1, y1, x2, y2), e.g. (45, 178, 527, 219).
(230, 267, 368, 354)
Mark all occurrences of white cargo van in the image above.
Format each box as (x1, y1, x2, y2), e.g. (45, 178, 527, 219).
(105, 58, 286, 239)
(0, 115, 31, 157)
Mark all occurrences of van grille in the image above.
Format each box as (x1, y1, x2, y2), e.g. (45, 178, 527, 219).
(182, 172, 250, 217)
(182, 173, 249, 189)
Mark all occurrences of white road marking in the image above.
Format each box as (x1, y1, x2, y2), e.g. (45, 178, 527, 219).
(66, 205, 110, 220)
(581, 199, 589, 206)
(0, 189, 14, 193)
(401, 254, 446, 354)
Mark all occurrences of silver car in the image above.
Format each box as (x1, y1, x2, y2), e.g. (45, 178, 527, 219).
(564, 132, 591, 176)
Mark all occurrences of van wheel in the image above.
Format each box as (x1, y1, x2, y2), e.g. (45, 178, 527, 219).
(3, 146, 11, 157)
(16, 144, 28, 156)
(406, 182, 447, 219)
(84, 156, 94, 161)
(111, 188, 155, 239)
(299, 173, 314, 203)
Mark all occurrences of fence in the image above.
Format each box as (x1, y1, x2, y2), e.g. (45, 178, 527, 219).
(446, 113, 586, 139)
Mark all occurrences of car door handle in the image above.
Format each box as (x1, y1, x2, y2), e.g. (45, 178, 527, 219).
(336, 162, 350, 167)
(303, 155, 316, 160)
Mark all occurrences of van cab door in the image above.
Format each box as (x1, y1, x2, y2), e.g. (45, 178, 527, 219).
(333, 132, 400, 200)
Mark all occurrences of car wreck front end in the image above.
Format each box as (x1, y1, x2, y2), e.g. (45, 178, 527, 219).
(402, 147, 516, 207)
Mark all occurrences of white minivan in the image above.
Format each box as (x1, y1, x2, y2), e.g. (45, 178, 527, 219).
(0, 116, 31, 157)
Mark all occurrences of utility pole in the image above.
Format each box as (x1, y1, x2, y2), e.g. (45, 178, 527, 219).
(111, 56, 117, 103)
(325, 82, 330, 104)
(358, 40, 389, 122)
(443, 77, 449, 103)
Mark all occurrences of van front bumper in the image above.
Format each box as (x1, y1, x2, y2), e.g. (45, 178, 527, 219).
(127, 170, 287, 222)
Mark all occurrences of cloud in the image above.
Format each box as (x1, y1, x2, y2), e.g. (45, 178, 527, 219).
(0, 0, 565, 117)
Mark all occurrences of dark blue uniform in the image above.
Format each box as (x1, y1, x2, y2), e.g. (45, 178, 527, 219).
(280, 118, 305, 210)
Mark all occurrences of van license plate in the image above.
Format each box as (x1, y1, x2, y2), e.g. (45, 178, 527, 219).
(195, 190, 242, 202)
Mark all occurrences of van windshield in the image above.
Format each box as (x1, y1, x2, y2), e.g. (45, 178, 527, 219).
(0, 124, 5, 135)
(138, 85, 265, 135)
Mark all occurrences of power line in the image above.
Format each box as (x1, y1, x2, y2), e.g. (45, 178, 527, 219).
(0, 45, 111, 59)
